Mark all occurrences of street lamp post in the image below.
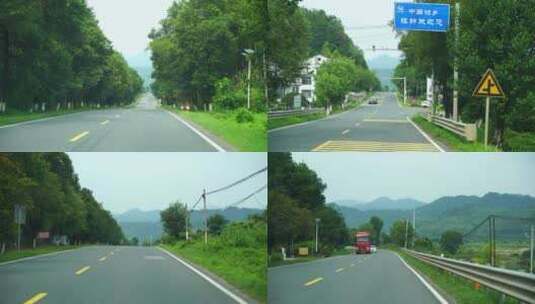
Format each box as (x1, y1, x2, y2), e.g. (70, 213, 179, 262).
(391, 77, 407, 105)
(315, 218, 320, 254)
(242, 49, 255, 110)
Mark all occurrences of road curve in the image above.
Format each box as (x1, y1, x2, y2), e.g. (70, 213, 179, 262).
(268, 250, 442, 304)
(269, 92, 442, 152)
(0, 93, 220, 152)
(0, 246, 240, 304)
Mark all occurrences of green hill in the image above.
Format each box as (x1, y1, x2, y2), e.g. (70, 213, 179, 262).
(334, 193, 535, 240)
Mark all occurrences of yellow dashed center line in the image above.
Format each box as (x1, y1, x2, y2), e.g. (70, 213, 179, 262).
(24, 292, 47, 304)
(100, 120, 110, 125)
(99, 256, 107, 262)
(69, 131, 89, 142)
(336, 268, 345, 273)
(75, 266, 91, 275)
(304, 277, 323, 287)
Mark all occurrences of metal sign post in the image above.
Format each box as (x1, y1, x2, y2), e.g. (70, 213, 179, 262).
(14, 204, 26, 251)
(472, 69, 506, 148)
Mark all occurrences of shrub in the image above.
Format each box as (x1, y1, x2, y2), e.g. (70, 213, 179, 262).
(235, 108, 255, 124)
(503, 129, 535, 151)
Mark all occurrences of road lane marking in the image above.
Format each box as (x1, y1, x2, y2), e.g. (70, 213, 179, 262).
(99, 256, 107, 262)
(350, 264, 355, 267)
(166, 111, 225, 152)
(312, 140, 439, 152)
(363, 118, 409, 124)
(110, 251, 114, 255)
(158, 247, 247, 304)
(336, 268, 345, 273)
(355, 123, 360, 127)
(406, 117, 446, 152)
(24, 292, 47, 304)
(100, 120, 110, 125)
(396, 253, 448, 304)
(304, 277, 323, 286)
(69, 131, 89, 142)
(75, 266, 91, 275)
(342, 129, 350, 135)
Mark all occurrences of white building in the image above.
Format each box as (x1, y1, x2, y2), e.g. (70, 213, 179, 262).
(283, 55, 329, 106)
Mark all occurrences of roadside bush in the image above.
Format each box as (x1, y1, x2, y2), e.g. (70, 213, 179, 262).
(213, 77, 265, 112)
(502, 130, 535, 151)
(235, 108, 255, 124)
(320, 244, 334, 257)
(414, 237, 434, 252)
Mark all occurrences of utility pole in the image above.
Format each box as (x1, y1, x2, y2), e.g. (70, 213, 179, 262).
(185, 203, 189, 241)
(17, 221, 21, 252)
(453, 2, 461, 121)
(412, 209, 416, 248)
(203, 189, 208, 245)
(404, 219, 409, 249)
(530, 224, 534, 273)
(242, 49, 255, 110)
(315, 218, 320, 254)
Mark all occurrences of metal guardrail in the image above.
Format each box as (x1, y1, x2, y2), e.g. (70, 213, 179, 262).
(268, 108, 324, 119)
(404, 249, 535, 303)
(427, 114, 477, 141)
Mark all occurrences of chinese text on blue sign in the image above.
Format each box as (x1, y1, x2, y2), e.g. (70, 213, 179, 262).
(394, 2, 450, 32)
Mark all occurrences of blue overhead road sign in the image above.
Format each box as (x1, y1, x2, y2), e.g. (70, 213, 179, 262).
(394, 2, 450, 32)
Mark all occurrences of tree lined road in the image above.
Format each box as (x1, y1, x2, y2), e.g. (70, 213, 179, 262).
(0, 94, 221, 152)
(0, 246, 242, 304)
(269, 92, 444, 152)
(268, 250, 443, 304)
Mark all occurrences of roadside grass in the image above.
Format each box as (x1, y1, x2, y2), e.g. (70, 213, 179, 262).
(0, 246, 78, 263)
(412, 115, 501, 152)
(268, 112, 325, 130)
(0, 109, 90, 127)
(165, 107, 266, 152)
(161, 220, 266, 303)
(392, 247, 517, 304)
(269, 247, 351, 267)
(268, 97, 367, 130)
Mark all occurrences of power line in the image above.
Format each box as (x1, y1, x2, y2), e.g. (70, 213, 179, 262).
(206, 167, 267, 195)
(228, 185, 267, 208)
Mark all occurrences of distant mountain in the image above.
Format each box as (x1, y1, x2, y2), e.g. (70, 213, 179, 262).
(367, 55, 400, 70)
(124, 51, 152, 68)
(333, 193, 535, 240)
(331, 197, 425, 211)
(114, 207, 263, 240)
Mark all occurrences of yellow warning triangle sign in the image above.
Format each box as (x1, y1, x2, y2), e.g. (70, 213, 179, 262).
(473, 69, 505, 98)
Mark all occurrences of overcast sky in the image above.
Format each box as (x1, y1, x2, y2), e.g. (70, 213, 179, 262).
(86, 0, 174, 56)
(68, 153, 267, 214)
(292, 153, 535, 204)
(301, 0, 404, 61)
(86, 0, 403, 60)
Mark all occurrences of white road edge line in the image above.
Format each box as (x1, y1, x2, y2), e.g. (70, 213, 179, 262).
(0, 248, 78, 267)
(165, 111, 225, 152)
(0, 111, 89, 129)
(396, 253, 449, 304)
(406, 117, 445, 152)
(157, 247, 247, 304)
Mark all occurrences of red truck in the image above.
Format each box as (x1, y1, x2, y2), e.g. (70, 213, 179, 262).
(354, 231, 371, 254)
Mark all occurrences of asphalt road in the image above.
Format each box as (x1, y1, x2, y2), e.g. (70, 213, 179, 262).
(0, 93, 220, 152)
(268, 250, 442, 304)
(0, 246, 242, 304)
(269, 92, 444, 152)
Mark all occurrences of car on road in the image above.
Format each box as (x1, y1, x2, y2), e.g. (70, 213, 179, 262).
(370, 245, 377, 253)
(368, 98, 379, 105)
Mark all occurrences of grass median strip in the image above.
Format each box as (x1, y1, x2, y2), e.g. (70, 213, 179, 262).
(75, 266, 91, 275)
(23, 292, 47, 304)
(304, 277, 323, 287)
